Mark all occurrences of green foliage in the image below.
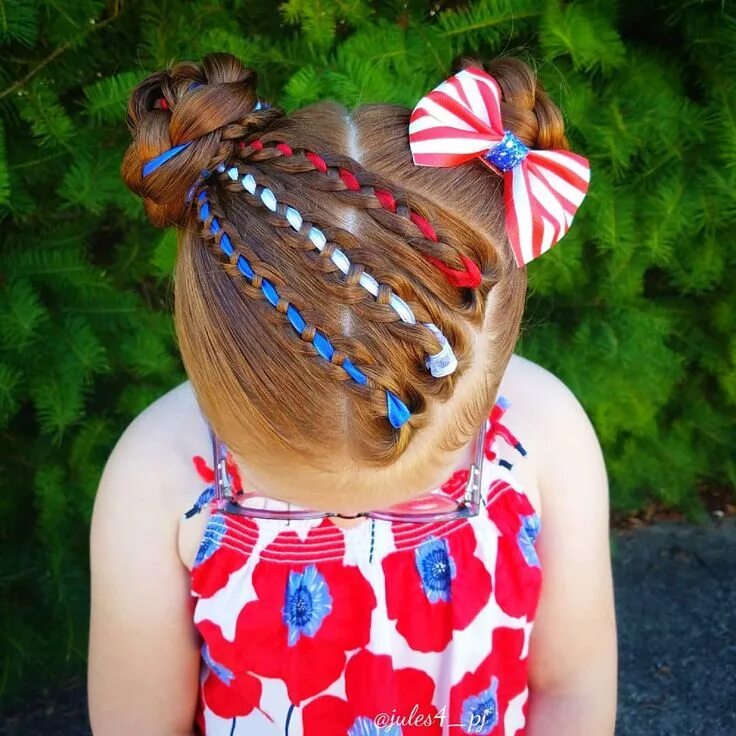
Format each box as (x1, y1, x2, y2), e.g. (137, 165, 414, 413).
(540, 1, 626, 72)
(0, 0, 733, 701)
(0, 0, 38, 46)
(281, 0, 373, 46)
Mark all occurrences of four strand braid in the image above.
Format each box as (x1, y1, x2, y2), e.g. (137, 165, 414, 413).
(195, 186, 415, 429)
(215, 161, 460, 399)
(237, 138, 485, 297)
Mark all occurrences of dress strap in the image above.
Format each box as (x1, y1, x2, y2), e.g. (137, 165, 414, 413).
(485, 395, 527, 470)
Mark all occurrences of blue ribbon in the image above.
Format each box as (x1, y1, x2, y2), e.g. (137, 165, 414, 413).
(142, 141, 193, 177)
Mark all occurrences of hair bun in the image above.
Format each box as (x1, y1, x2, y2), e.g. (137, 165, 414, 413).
(121, 53, 283, 227)
(475, 55, 570, 152)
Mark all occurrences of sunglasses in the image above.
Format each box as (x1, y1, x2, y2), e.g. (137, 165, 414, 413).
(211, 425, 486, 524)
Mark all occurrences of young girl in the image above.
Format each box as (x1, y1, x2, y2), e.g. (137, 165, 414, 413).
(88, 53, 617, 735)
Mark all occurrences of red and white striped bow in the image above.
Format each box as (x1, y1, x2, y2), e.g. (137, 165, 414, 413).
(409, 66, 591, 267)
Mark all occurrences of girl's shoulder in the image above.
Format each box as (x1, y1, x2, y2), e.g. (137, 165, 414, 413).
(93, 379, 214, 533)
(90, 379, 216, 572)
(499, 353, 606, 519)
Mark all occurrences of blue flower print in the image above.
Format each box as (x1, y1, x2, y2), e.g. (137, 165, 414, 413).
(517, 512, 541, 568)
(414, 535, 457, 604)
(460, 676, 499, 735)
(349, 714, 402, 735)
(201, 642, 235, 686)
(193, 510, 227, 568)
(282, 565, 333, 647)
(184, 485, 215, 519)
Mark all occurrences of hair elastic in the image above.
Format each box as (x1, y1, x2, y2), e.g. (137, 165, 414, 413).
(483, 130, 529, 172)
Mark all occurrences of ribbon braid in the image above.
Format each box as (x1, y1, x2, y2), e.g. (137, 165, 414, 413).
(240, 139, 482, 289)
(221, 163, 457, 379)
(195, 187, 412, 429)
(138, 105, 468, 428)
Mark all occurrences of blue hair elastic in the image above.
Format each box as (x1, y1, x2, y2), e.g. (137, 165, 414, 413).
(195, 189, 412, 429)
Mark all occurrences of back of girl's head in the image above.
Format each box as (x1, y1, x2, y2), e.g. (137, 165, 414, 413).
(121, 52, 571, 495)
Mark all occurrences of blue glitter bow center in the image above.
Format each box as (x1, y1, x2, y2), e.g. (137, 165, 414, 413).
(483, 130, 529, 172)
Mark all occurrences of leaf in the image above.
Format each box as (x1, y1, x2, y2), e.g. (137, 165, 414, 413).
(0, 278, 49, 351)
(280, 0, 373, 47)
(82, 71, 144, 125)
(0, 0, 38, 45)
(151, 228, 178, 279)
(0, 119, 9, 206)
(57, 146, 126, 214)
(29, 370, 86, 442)
(436, 0, 541, 52)
(281, 65, 325, 110)
(16, 82, 74, 149)
(0, 362, 23, 427)
(540, 1, 626, 73)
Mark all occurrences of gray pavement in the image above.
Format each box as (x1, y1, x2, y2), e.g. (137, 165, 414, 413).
(1, 517, 735, 735)
(612, 517, 736, 736)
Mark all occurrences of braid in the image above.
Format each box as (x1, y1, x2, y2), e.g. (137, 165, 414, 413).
(237, 139, 484, 296)
(215, 162, 459, 398)
(195, 186, 415, 431)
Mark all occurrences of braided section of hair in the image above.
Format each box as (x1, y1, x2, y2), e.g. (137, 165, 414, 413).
(234, 140, 492, 309)
(214, 162, 463, 401)
(195, 186, 426, 445)
(121, 51, 546, 467)
(477, 56, 571, 153)
(121, 54, 284, 228)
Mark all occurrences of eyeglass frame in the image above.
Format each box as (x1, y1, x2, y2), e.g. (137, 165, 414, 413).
(208, 423, 487, 524)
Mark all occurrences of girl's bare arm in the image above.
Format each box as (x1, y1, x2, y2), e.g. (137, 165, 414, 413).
(506, 358, 618, 735)
(88, 403, 202, 736)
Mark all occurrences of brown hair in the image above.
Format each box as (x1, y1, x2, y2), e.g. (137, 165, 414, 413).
(121, 52, 569, 489)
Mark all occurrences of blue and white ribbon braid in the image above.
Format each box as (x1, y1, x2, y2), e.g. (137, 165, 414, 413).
(194, 188, 411, 429)
(223, 165, 457, 379)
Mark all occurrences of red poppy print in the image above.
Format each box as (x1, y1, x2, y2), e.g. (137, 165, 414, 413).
(196, 636, 263, 720)
(188, 451, 256, 599)
(383, 523, 492, 652)
(302, 649, 440, 736)
(449, 626, 527, 735)
(203, 525, 377, 705)
(187, 398, 544, 734)
(190, 512, 256, 599)
(491, 489, 543, 620)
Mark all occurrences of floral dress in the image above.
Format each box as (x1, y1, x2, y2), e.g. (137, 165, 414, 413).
(185, 397, 543, 736)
